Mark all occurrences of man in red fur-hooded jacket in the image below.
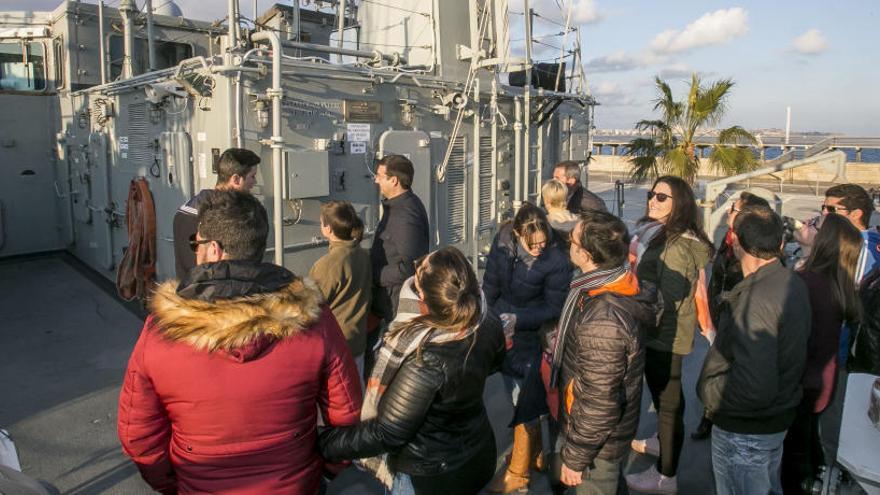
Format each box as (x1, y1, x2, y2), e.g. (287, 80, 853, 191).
(118, 190, 362, 494)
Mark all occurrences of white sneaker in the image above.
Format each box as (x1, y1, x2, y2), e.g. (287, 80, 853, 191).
(625, 464, 678, 494)
(630, 434, 660, 457)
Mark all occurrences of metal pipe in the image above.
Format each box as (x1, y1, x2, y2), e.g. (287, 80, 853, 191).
(119, 0, 137, 79)
(145, 0, 156, 71)
(566, 116, 573, 160)
(536, 88, 543, 185)
(97, 1, 106, 84)
(490, 76, 498, 222)
(99, 136, 115, 270)
(514, 97, 523, 204)
(523, 6, 533, 203)
(336, 0, 346, 64)
(280, 39, 406, 65)
(252, 31, 285, 266)
(227, 0, 239, 50)
(265, 230, 376, 255)
(471, 77, 480, 267)
(225, 0, 239, 149)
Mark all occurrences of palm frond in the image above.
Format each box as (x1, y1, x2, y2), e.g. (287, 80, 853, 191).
(663, 146, 698, 182)
(634, 119, 668, 133)
(624, 137, 659, 156)
(638, 72, 751, 185)
(708, 145, 760, 175)
(717, 125, 758, 146)
(628, 155, 661, 182)
(693, 78, 734, 128)
(653, 76, 682, 123)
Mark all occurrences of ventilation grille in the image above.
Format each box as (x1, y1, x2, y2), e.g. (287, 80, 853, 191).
(446, 136, 467, 244)
(478, 135, 493, 227)
(127, 102, 151, 164)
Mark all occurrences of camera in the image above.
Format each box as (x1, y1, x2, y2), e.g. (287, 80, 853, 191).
(781, 216, 803, 244)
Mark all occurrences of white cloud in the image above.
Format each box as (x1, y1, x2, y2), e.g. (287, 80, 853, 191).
(649, 8, 749, 54)
(586, 50, 663, 72)
(791, 29, 828, 55)
(590, 81, 639, 106)
(657, 63, 692, 79)
(508, 0, 603, 25)
(572, 0, 602, 24)
(586, 51, 643, 72)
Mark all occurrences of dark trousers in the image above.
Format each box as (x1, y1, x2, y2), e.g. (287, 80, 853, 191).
(644, 348, 684, 477)
(410, 436, 497, 495)
(781, 404, 824, 494)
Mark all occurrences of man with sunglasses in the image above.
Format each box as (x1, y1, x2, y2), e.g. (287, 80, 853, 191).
(173, 148, 261, 279)
(119, 190, 362, 494)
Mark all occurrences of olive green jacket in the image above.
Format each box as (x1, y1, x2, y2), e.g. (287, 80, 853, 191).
(636, 232, 711, 355)
(308, 239, 372, 357)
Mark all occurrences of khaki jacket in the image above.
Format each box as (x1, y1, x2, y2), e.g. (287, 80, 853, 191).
(309, 239, 372, 357)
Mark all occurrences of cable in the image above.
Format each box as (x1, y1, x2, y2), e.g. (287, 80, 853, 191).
(532, 39, 562, 51)
(358, 0, 430, 17)
(533, 11, 568, 28)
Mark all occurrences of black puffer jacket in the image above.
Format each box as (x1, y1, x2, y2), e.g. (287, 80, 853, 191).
(558, 282, 662, 471)
(319, 314, 505, 477)
(483, 223, 572, 338)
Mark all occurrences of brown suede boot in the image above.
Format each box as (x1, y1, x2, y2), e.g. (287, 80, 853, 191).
(529, 422, 546, 472)
(486, 423, 532, 493)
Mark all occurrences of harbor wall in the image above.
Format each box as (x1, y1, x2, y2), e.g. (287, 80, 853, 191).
(589, 156, 880, 185)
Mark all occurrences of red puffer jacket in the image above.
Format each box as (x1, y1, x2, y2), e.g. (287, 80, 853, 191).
(118, 264, 362, 495)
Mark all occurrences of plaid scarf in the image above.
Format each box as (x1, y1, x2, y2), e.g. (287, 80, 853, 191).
(549, 265, 629, 388)
(358, 276, 486, 488)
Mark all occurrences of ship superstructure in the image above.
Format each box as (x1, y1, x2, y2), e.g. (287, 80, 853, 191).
(0, 0, 595, 284)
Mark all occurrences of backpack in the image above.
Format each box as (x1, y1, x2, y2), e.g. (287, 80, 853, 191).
(849, 266, 880, 375)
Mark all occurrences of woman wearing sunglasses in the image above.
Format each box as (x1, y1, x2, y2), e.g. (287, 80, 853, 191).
(626, 176, 714, 494)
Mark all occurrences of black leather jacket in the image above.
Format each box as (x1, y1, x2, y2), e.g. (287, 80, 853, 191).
(319, 315, 505, 477)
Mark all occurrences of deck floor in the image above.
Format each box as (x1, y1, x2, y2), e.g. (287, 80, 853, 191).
(6, 179, 812, 493)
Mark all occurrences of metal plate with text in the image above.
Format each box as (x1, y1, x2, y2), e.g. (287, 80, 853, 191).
(343, 100, 382, 123)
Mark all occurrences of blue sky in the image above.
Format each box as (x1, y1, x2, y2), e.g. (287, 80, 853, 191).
(559, 0, 880, 135)
(8, 0, 879, 135)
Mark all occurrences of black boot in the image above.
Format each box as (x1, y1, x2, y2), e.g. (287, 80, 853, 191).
(691, 415, 712, 440)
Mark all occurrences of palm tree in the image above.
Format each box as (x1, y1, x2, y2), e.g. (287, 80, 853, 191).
(625, 73, 759, 184)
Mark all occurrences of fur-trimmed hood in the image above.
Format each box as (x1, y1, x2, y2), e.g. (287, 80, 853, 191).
(150, 265, 324, 360)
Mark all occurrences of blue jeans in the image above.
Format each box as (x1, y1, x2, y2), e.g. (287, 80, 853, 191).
(712, 426, 786, 495)
(387, 472, 416, 495)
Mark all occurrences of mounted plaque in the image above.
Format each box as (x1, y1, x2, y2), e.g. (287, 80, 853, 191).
(343, 100, 383, 123)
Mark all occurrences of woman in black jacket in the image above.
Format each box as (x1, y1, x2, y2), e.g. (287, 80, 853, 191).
(319, 247, 505, 495)
(482, 203, 573, 493)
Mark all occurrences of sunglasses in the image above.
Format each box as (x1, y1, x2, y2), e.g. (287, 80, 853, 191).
(821, 204, 848, 214)
(647, 190, 671, 203)
(189, 234, 220, 252)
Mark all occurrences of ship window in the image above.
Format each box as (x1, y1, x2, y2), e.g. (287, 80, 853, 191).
(108, 36, 194, 81)
(53, 36, 64, 89)
(0, 41, 47, 91)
